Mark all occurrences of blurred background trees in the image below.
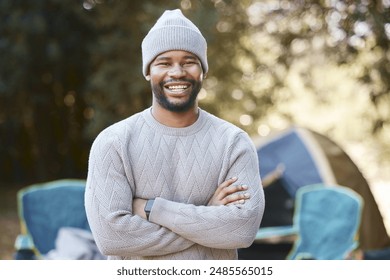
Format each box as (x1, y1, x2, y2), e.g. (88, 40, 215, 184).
(1, 0, 389, 188)
(0, 0, 96, 185)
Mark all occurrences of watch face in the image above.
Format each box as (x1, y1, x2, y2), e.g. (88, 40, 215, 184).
(144, 200, 154, 219)
(144, 200, 154, 220)
(145, 200, 154, 211)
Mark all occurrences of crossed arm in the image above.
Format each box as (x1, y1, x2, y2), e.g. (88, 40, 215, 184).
(86, 174, 255, 257)
(133, 177, 250, 219)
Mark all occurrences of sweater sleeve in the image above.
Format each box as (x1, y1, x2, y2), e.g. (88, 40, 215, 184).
(84, 130, 194, 258)
(149, 132, 265, 249)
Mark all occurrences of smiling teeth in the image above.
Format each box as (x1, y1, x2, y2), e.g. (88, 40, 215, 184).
(168, 85, 188, 90)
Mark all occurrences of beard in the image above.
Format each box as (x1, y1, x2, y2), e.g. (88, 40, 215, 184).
(151, 78, 202, 112)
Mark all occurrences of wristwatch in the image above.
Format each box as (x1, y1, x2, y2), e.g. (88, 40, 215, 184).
(144, 199, 155, 220)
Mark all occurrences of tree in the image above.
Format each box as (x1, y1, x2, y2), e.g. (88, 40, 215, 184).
(0, 0, 96, 185)
(242, 0, 389, 162)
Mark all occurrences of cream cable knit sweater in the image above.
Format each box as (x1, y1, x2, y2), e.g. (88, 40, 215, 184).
(85, 107, 265, 260)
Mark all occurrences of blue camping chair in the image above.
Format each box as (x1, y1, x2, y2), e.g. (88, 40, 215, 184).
(14, 179, 90, 259)
(256, 184, 363, 260)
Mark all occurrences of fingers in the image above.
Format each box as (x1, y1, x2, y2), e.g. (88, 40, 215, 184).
(224, 190, 250, 205)
(219, 184, 250, 205)
(216, 177, 238, 191)
(208, 177, 251, 206)
(212, 177, 237, 199)
(222, 184, 248, 197)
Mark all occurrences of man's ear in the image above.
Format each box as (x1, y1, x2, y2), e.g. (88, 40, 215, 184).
(145, 75, 151, 81)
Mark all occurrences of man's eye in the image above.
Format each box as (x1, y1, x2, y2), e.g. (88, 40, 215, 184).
(184, 61, 197, 66)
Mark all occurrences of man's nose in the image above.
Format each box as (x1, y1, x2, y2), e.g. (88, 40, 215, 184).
(168, 64, 186, 77)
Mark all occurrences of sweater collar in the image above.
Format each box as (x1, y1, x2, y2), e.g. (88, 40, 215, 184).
(142, 107, 206, 136)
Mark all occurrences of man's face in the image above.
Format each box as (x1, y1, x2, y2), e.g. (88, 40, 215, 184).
(147, 50, 204, 112)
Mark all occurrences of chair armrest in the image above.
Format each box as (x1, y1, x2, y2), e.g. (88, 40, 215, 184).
(254, 226, 298, 244)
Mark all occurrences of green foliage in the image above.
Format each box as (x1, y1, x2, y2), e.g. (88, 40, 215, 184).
(245, 0, 390, 134)
(242, 0, 389, 162)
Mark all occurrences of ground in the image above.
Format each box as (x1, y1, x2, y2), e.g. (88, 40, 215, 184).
(0, 187, 20, 260)
(0, 214, 19, 260)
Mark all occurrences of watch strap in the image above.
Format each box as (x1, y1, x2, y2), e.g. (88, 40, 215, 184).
(144, 199, 155, 220)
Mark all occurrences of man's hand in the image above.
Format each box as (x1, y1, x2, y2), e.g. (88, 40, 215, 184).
(133, 198, 147, 219)
(207, 177, 250, 206)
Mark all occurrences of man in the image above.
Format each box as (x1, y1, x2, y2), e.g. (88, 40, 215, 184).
(85, 9, 264, 260)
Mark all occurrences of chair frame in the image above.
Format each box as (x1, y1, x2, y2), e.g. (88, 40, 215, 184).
(14, 179, 88, 259)
(256, 184, 363, 260)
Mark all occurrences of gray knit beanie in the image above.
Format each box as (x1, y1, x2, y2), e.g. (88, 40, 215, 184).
(141, 9, 208, 77)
